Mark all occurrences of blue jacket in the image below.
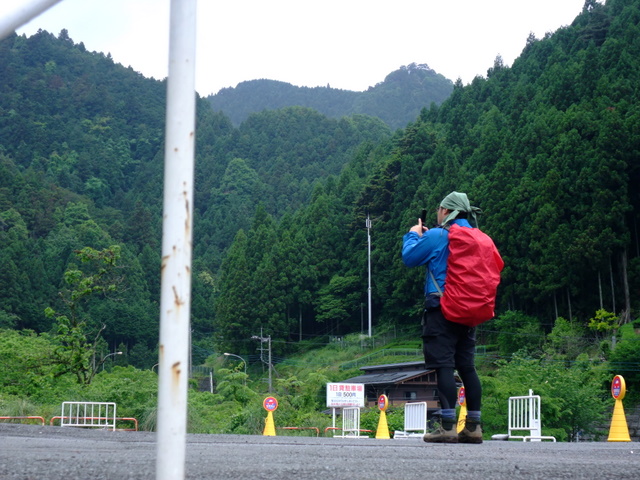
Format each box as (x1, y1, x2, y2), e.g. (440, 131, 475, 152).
(402, 218, 473, 296)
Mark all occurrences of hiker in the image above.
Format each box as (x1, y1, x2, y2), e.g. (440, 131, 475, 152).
(402, 191, 503, 444)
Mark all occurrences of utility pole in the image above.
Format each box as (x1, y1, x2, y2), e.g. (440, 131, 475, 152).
(366, 213, 372, 337)
(251, 333, 272, 393)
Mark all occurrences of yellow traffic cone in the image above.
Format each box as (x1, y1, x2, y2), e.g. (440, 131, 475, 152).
(263, 411, 276, 436)
(608, 375, 631, 442)
(457, 386, 467, 433)
(376, 394, 390, 439)
(457, 402, 468, 433)
(376, 409, 390, 439)
(608, 399, 631, 442)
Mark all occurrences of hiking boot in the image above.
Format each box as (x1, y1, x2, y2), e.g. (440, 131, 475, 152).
(458, 417, 483, 444)
(423, 417, 458, 443)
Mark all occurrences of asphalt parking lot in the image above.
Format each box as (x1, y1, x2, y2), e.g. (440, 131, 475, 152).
(1, 423, 639, 479)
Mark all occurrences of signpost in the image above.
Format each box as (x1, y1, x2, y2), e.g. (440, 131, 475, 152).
(263, 396, 278, 412)
(326, 383, 365, 408)
(263, 396, 278, 436)
(608, 375, 630, 442)
(326, 383, 365, 433)
(611, 375, 624, 400)
(375, 394, 390, 439)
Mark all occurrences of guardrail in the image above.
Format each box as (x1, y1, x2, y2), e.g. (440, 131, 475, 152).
(394, 402, 427, 438)
(0, 414, 138, 431)
(491, 389, 556, 442)
(50, 416, 138, 431)
(0, 416, 46, 426)
(60, 401, 116, 430)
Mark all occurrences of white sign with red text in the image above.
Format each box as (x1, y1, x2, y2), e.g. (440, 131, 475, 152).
(326, 383, 365, 408)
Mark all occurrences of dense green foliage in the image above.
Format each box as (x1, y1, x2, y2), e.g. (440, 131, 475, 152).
(208, 63, 454, 130)
(0, 328, 158, 424)
(482, 353, 610, 441)
(1, 0, 640, 440)
(0, 28, 392, 363)
(0, 328, 615, 440)
(212, 0, 640, 359)
(45, 246, 125, 384)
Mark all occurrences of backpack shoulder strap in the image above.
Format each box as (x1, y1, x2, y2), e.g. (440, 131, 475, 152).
(428, 222, 450, 297)
(429, 269, 443, 297)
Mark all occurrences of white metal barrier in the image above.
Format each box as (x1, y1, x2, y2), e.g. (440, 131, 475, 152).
(394, 402, 427, 438)
(60, 402, 117, 431)
(493, 390, 555, 441)
(341, 407, 362, 437)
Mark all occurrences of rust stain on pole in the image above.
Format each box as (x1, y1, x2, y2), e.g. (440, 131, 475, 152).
(183, 182, 191, 234)
(160, 255, 170, 272)
(172, 361, 181, 387)
(173, 286, 185, 306)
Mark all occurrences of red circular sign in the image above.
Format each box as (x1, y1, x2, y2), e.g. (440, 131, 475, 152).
(458, 386, 466, 406)
(611, 375, 626, 400)
(263, 396, 278, 411)
(378, 394, 387, 411)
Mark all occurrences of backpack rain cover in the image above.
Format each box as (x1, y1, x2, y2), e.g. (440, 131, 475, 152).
(440, 224, 504, 327)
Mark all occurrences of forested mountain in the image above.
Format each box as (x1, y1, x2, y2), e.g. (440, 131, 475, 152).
(207, 63, 454, 130)
(0, 28, 391, 365)
(1, 0, 640, 378)
(211, 0, 640, 355)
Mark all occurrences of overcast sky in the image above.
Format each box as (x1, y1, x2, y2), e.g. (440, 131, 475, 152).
(10, 0, 588, 97)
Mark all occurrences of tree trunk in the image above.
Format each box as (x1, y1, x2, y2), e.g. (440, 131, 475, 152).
(567, 288, 572, 322)
(610, 257, 616, 313)
(634, 215, 639, 258)
(621, 249, 631, 324)
(598, 271, 603, 310)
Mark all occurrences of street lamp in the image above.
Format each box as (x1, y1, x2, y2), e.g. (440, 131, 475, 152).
(223, 353, 247, 385)
(102, 351, 123, 371)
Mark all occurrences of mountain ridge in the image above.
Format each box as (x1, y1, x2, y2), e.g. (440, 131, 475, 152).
(207, 63, 454, 130)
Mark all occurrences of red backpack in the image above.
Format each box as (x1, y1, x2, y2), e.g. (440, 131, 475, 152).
(430, 223, 504, 327)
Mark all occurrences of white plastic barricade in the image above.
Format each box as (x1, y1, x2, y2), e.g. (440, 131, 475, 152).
(61, 402, 117, 431)
(492, 390, 555, 441)
(394, 402, 427, 438)
(340, 407, 362, 437)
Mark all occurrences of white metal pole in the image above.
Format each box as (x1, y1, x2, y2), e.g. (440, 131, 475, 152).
(0, 0, 63, 40)
(156, 1, 196, 479)
(366, 214, 372, 337)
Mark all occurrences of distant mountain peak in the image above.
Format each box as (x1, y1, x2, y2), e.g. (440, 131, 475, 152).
(208, 64, 453, 130)
(402, 63, 436, 75)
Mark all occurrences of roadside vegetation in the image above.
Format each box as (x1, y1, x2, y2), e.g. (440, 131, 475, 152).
(2, 312, 637, 441)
